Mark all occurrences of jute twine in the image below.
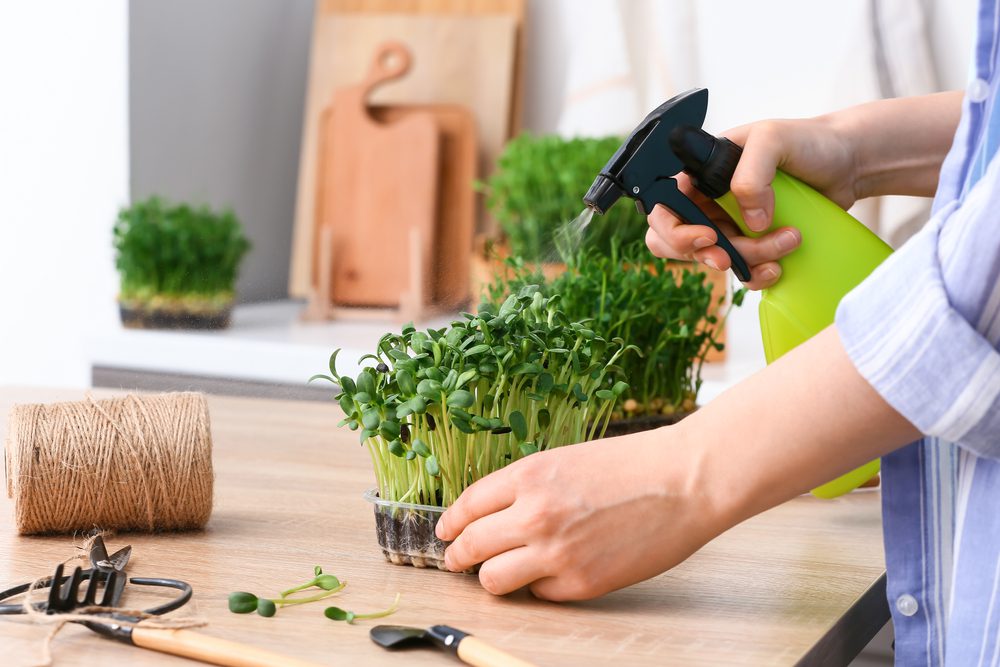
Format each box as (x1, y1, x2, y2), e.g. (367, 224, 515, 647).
(4, 393, 214, 535)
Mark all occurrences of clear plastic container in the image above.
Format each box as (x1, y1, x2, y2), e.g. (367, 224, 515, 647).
(363, 488, 449, 570)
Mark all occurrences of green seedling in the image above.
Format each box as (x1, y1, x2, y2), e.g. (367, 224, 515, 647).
(314, 287, 632, 507)
(485, 239, 746, 418)
(480, 134, 648, 262)
(113, 196, 251, 312)
(228, 566, 347, 617)
(325, 593, 401, 625)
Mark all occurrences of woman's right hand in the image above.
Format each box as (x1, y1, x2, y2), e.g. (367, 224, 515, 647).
(645, 115, 860, 290)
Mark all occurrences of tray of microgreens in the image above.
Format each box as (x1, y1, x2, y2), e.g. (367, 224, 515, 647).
(313, 286, 633, 570)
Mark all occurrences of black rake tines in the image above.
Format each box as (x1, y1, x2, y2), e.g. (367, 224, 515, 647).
(45, 564, 120, 613)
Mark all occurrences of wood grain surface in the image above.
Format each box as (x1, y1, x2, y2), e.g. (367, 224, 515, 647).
(0, 388, 887, 666)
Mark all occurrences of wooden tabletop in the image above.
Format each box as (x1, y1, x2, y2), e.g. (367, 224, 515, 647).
(0, 388, 888, 666)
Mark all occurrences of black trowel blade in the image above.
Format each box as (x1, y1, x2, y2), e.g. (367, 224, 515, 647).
(370, 625, 428, 649)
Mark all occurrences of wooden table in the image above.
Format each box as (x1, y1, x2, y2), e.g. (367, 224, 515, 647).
(0, 388, 889, 666)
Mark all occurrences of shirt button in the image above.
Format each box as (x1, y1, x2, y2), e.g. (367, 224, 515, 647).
(896, 594, 919, 617)
(968, 77, 991, 103)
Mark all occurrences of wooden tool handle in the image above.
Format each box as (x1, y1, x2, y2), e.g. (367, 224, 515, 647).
(131, 627, 324, 667)
(456, 636, 537, 667)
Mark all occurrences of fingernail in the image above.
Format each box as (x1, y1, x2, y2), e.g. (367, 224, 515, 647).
(762, 267, 779, 281)
(775, 230, 800, 252)
(744, 208, 767, 228)
(692, 236, 714, 249)
(704, 258, 720, 271)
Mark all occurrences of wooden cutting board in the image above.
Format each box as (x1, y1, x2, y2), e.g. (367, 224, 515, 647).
(366, 105, 476, 306)
(290, 8, 520, 299)
(314, 42, 440, 307)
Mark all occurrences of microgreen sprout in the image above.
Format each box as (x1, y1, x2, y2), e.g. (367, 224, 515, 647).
(485, 239, 746, 418)
(314, 287, 632, 506)
(324, 593, 401, 625)
(227, 566, 347, 617)
(480, 134, 648, 261)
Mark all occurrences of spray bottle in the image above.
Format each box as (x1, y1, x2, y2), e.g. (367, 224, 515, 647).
(584, 88, 892, 498)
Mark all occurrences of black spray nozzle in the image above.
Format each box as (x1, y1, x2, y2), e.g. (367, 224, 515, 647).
(583, 173, 623, 215)
(582, 88, 752, 282)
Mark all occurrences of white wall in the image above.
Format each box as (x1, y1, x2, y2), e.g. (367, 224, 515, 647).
(0, 2, 128, 387)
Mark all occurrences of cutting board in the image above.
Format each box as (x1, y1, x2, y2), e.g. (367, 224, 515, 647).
(289, 7, 520, 298)
(314, 42, 440, 307)
(365, 105, 476, 306)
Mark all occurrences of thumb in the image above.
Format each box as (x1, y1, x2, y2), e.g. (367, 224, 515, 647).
(724, 124, 780, 233)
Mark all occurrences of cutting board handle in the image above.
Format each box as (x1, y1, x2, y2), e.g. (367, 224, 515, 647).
(361, 41, 412, 95)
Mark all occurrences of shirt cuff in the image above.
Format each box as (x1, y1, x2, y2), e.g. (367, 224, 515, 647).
(835, 205, 1000, 458)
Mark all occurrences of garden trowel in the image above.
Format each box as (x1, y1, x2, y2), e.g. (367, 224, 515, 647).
(584, 88, 893, 499)
(370, 624, 536, 666)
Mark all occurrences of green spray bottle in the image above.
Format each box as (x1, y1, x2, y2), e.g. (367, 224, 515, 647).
(584, 88, 892, 498)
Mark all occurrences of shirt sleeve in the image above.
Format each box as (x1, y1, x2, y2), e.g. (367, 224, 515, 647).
(835, 150, 1000, 459)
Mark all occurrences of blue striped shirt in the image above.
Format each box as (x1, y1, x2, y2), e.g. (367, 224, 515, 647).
(835, 1, 1000, 663)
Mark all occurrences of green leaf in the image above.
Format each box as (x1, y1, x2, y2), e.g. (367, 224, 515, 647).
(256, 598, 276, 617)
(455, 369, 478, 389)
(328, 349, 341, 377)
(416, 379, 443, 400)
(412, 439, 431, 457)
(612, 381, 629, 396)
(537, 372, 554, 393)
(388, 440, 405, 457)
(395, 403, 414, 419)
(510, 362, 542, 376)
(537, 408, 550, 429)
(316, 574, 341, 590)
(446, 390, 475, 408)
(407, 396, 428, 414)
(405, 450, 416, 460)
(338, 394, 354, 416)
(379, 420, 400, 440)
(228, 591, 258, 614)
(465, 343, 491, 356)
(324, 606, 350, 621)
(339, 376, 357, 394)
(518, 442, 538, 457)
(572, 382, 588, 402)
(425, 455, 440, 476)
(396, 369, 416, 395)
(353, 392, 372, 404)
(308, 373, 335, 384)
(595, 389, 615, 400)
(357, 371, 375, 396)
(510, 410, 527, 441)
(361, 409, 380, 431)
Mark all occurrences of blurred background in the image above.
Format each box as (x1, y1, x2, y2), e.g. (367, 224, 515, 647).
(0, 1, 978, 660)
(0, 0, 975, 393)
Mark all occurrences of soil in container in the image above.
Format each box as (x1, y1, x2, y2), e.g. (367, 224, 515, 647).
(364, 489, 476, 572)
(601, 410, 694, 438)
(119, 304, 232, 330)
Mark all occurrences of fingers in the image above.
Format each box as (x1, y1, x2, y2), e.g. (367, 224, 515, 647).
(730, 227, 800, 266)
(743, 261, 782, 290)
(443, 506, 524, 573)
(436, 470, 516, 541)
(725, 123, 782, 232)
(646, 204, 719, 260)
(476, 546, 550, 596)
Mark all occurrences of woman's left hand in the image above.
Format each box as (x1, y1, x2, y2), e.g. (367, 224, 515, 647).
(435, 427, 720, 601)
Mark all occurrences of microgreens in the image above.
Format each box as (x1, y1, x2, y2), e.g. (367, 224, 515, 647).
(227, 566, 346, 617)
(485, 239, 746, 417)
(480, 134, 648, 261)
(113, 196, 251, 309)
(314, 287, 633, 506)
(324, 593, 401, 624)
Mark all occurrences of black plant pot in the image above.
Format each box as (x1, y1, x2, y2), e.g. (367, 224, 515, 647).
(600, 410, 695, 438)
(119, 303, 232, 330)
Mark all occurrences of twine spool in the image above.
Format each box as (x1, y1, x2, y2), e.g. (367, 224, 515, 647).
(4, 393, 214, 535)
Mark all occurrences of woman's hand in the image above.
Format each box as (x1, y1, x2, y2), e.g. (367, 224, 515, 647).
(648, 91, 962, 289)
(435, 428, 721, 601)
(646, 116, 858, 290)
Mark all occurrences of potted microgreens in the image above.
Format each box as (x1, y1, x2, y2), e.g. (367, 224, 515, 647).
(485, 239, 745, 435)
(113, 196, 251, 329)
(313, 286, 632, 570)
(472, 134, 649, 293)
